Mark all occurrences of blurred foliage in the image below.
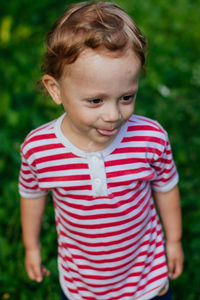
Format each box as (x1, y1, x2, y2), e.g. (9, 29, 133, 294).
(0, 0, 200, 299)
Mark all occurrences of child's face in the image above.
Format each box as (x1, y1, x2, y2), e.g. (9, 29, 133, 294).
(43, 48, 141, 152)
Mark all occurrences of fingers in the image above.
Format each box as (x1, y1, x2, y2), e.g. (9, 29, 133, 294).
(25, 248, 50, 282)
(168, 257, 183, 280)
(27, 263, 43, 282)
(166, 241, 184, 280)
(41, 265, 50, 277)
(26, 263, 50, 282)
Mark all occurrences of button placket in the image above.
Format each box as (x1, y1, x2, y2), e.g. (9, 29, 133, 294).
(87, 153, 108, 197)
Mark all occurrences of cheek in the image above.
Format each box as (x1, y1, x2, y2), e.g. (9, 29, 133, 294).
(69, 107, 97, 126)
(121, 103, 135, 118)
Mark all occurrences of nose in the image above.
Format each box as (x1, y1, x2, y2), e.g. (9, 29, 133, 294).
(102, 102, 121, 123)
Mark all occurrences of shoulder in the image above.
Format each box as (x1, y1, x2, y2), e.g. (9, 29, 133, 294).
(124, 115, 169, 151)
(128, 115, 165, 132)
(21, 117, 60, 159)
(128, 114, 167, 134)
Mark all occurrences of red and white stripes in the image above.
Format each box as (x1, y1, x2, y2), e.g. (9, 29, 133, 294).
(19, 114, 178, 300)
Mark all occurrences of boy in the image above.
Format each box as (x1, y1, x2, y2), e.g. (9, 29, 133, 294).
(19, 2, 184, 300)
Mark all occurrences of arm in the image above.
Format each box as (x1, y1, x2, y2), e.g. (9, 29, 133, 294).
(21, 195, 50, 282)
(153, 185, 184, 280)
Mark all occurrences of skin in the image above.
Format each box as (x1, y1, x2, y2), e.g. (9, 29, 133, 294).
(42, 48, 141, 152)
(21, 47, 183, 283)
(153, 185, 184, 280)
(21, 195, 49, 282)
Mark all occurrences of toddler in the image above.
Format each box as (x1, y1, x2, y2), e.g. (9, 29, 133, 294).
(19, 2, 184, 300)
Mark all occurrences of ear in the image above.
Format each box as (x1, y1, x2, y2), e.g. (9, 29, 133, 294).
(42, 74, 62, 105)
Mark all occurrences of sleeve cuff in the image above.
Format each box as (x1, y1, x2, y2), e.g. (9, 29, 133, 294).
(151, 174, 179, 193)
(19, 190, 48, 198)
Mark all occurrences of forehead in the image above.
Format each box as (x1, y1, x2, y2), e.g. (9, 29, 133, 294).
(62, 47, 141, 80)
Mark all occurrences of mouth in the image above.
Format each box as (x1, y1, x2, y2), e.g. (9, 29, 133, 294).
(96, 127, 119, 136)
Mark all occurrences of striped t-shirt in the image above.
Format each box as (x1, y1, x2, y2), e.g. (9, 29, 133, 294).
(19, 114, 178, 300)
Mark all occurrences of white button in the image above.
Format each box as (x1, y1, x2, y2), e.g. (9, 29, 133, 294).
(92, 156, 99, 163)
(94, 178, 101, 185)
(93, 156, 105, 166)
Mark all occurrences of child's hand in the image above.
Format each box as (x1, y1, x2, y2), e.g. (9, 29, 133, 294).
(25, 247, 50, 282)
(165, 240, 184, 280)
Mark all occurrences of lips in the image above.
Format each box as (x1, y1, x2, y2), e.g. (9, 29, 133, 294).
(96, 127, 119, 136)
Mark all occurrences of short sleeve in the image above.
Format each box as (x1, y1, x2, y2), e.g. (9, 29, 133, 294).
(151, 131, 179, 192)
(18, 150, 49, 198)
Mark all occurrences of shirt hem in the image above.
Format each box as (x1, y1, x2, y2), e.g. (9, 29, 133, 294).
(135, 280, 169, 300)
(59, 274, 168, 300)
(60, 273, 74, 300)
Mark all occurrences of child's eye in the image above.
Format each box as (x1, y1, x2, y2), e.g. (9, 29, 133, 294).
(88, 98, 102, 105)
(121, 94, 135, 103)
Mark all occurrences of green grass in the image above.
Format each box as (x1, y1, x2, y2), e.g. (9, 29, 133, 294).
(1, 0, 200, 299)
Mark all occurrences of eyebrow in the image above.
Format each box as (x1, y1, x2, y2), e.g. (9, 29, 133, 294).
(82, 87, 138, 100)
(82, 93, 108, 100)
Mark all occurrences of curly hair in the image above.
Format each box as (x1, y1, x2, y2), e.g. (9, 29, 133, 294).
(41, 1, 147, 79)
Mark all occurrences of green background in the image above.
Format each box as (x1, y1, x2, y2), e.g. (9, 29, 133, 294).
(0, 0, 200, 299)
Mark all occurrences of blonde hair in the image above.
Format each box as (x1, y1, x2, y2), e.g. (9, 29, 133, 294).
(42, 1, 147, 79)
